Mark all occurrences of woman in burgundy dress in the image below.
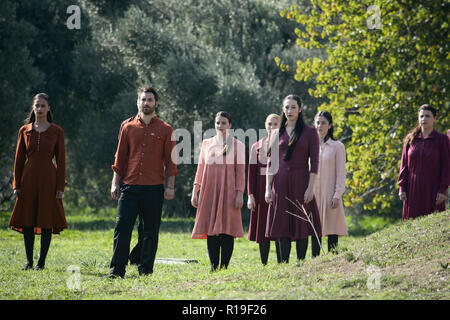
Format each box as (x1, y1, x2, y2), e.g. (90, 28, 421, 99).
(265, 95, 322, 263)
(398, 104, 449, 220)
(247, 114, 281, 265)
(9, 93, 67, 270)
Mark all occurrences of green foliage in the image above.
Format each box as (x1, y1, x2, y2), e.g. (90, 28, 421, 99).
(279, 0, 449, 212)
(3, 0, 447, 216)
(1, 0, 316, 216)
(0, 1, 43, 206)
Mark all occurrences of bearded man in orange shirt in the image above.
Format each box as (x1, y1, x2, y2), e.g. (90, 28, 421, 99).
(109, 86, 178, 278)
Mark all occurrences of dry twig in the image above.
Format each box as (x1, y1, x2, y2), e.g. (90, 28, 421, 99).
(285, 197, 325, 255)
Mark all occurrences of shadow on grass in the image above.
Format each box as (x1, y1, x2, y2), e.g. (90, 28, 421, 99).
(1, 210, 195, 233)
(67, 218, 116, 231)
(160, 219, 195, 233)
(66, 216, 195, 233)
(2, 210, 394, 236)
(2, 209, 399, 236)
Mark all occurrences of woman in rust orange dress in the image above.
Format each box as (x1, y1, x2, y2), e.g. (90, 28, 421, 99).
(9, 93, 67, 270)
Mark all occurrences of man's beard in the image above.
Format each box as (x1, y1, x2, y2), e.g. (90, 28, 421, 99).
(141, 105, 154, 115)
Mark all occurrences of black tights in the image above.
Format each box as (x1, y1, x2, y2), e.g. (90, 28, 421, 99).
(278, 236, 322, 263)
(207, 234, 234, 271)
(258, 241, 281, 265)
(23, 227, 52, 267)
(328, 234, 338, 252)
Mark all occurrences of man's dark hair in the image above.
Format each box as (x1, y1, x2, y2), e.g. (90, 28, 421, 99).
(137, 86, 158, 102)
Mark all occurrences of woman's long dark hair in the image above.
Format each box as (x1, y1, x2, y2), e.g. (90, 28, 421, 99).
(25, 93, 53, 124)
(315, 110, 335, 143)
(215, 111, 233, 156)
(405, 104, 437, 145)
(279, 94, 304, 160)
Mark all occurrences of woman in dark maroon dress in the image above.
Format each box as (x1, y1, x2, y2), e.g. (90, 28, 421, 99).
(398, 104, 449, 220)
(247, 114, 281, 265)
(265, 95, 322, 263)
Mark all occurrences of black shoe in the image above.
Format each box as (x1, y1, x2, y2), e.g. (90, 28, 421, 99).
(108, 272, 124, 279)
(35, 264, 45, 270)
(138, 267, 153, 276)
(210, 265, 219, 272)
(22, 262, 33, 270)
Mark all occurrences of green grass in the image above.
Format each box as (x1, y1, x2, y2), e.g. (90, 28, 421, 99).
(0, 209, 448, 299)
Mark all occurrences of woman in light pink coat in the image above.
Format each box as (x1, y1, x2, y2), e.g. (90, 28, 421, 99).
(314, 111, 348, 252)
(191, 111, 245, 271)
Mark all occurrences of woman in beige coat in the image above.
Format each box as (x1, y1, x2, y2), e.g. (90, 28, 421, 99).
(314, 111, 348, 252)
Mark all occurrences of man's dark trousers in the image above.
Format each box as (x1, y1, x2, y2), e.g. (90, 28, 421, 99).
(109, 184, 164, 277)
(129, 219, 143, 265)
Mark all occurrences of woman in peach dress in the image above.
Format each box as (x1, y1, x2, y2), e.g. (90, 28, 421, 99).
(313, 111, 348, 252)
(191, 111, 245, 271)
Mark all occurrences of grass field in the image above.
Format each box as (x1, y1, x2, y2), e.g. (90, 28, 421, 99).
(0, 208, 448, 300)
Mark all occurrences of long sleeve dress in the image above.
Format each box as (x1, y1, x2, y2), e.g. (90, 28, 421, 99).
(191, 137, 245, 239)
(247, 138, 273, 243)
(9, 123, 67, 234)
(314, 139, 348, 236)
(266, 126, 322, 240)
(398, 130, 450, 220)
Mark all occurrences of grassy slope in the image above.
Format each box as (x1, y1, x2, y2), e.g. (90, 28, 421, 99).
(0, 209, 448, 300)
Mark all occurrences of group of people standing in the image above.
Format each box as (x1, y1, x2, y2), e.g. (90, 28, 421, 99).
(193, 95, 349, 269)
(8, 88, 449, 278)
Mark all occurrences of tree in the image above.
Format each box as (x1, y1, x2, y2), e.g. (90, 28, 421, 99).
(1, 0, 319, 217)
(0, 1, 43, 208)
(279, 0, 449, 212)
(70, 0, 311, 216)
